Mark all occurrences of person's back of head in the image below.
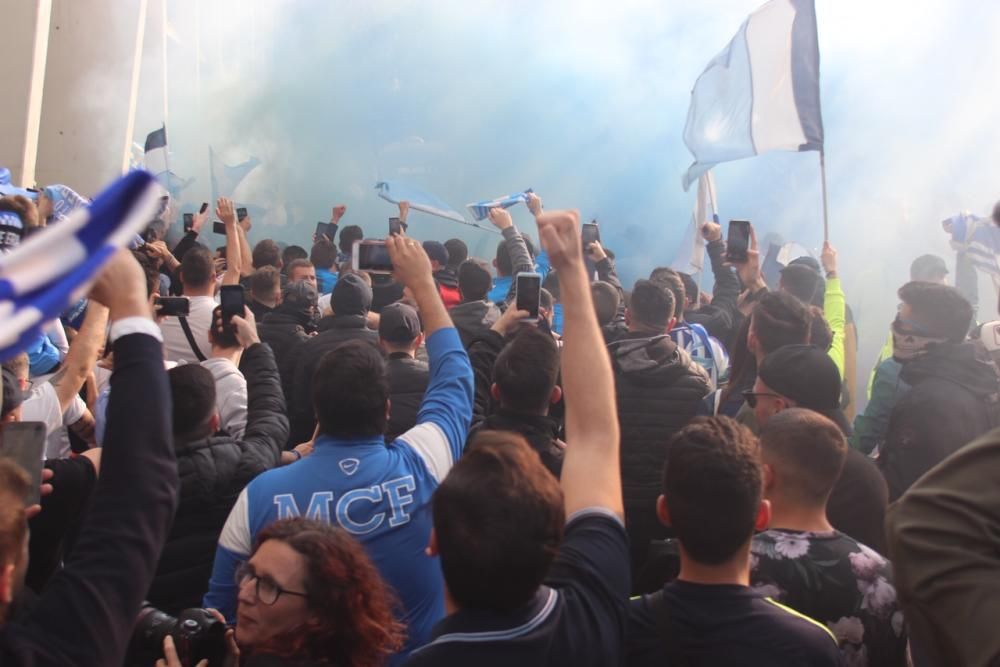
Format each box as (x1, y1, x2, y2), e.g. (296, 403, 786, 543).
(627, 279, 675, 334)
(909, 254, 948, 284)
(493, 326, 560, 414)
(759, 408, 847, 511)
(208, 305, 240, 350)
(252, 239, 282, 270)
(749, 291, 810, 358)
(0, 459, 29, 617)
(250, 266, 281, 307)
(779, 263, 824, 307)
(422, 241, 449, 271)
(591, 281, 620, 326)
(338, 225, 364, 258)
(432, 431, 564, 612)
(378, 302, 422, 353)
(131, 249, 160, 298)
(898, 281, 972, 343)
(179, 245, 215, 292)
(310, 239, 337, 271)
(444, 238, 468, 270)
(331, 273, 373, 317)
(282, 244, 308, 272)
(495, 240, 513, 278)
(649, 267, 686, 321)
(313, 340, 388, 439)
(678, 272, 699, 310)
(169, 364, 218, 440)
(661, 417, 764, 565)
(458, 259, 492, 303)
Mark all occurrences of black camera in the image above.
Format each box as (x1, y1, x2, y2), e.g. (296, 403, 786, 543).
(126, 604, 228, 666)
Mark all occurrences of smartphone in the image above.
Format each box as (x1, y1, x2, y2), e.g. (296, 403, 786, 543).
(183, 213, 194, 232)
(353, 239, 393, 274)
(389, 217, 404, 236)
(199, 202, 209, 214)
(726, 220, 751, 263)
(154, 296, 190, 317)
(315, 222, 337, 241)
(219, 285, 245, 326)
(213, 221, 227, 235)
(0, 422, 46, 505)
(236, 207, 248, 222)
(516, 272, 542, 319)
(582, 221, 601, 251)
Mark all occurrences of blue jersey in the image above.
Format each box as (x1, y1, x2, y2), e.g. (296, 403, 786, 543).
(204, 327, 474, 662)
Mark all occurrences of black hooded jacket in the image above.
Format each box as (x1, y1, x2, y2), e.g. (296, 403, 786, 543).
(881, 342, 1000, 500)
(147, 343, 287, 613)
(609, 332, 711, 510)
(258, 306, 313, 404)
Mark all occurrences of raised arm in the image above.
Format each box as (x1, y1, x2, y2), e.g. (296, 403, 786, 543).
(50, 302, 109, 412)
(537, 210, 622, 518)
(589, 241, 626, 320)
(489, 207, 534, 306)
(386, 234, 474, 477)
(217, 197, 243, 286)
(702, 222, 740, 326)
(236, 216, 255, 279)
(821, 242, 846, 378)
(19, 251, 178, 665)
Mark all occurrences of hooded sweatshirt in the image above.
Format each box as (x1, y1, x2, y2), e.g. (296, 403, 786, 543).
(881, 341, 1000, 500)
(201, 357, 248, 440)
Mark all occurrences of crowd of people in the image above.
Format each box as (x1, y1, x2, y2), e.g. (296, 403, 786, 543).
(1, 180, 1000, 666)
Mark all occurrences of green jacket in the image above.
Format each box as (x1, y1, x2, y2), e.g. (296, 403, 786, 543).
(887, 427, 1000, 666)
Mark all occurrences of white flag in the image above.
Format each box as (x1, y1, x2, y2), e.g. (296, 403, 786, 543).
(672, 172, 718, 274)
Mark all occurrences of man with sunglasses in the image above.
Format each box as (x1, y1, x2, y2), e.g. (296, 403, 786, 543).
(749, 344, 890, 554)
(880, 281, 1000, 501)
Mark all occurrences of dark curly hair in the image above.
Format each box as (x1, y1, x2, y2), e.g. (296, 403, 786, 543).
(248, 518, 405, 666)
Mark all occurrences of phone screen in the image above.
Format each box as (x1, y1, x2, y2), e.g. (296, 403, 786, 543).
(154, 296, 190, 317)
(726, 220, 751, 263)
(389, 218, 404, 236)
(0, 422, 46, 505)
(213, 221, 227, 235)
(316, 222, 337, 241)
(220, 285, 245, 325)
(236, 207, 248, 222)
(516, 272, 542, 319)
(183, 213, 194, 232)
(354, 240, 394, 273)
(199, 202, 209, 214)
(582, 222, 601, 250)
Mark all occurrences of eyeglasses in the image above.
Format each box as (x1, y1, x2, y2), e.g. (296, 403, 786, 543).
(235, 562, 309, 606)
(742, 389, 783, 409)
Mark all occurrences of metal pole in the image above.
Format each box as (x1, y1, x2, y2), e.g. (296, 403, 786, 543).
(819, 149, 830, 242)
(121, 0, 149, 175)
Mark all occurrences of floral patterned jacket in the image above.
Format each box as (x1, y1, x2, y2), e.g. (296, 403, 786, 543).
(750, 529, 907, 667)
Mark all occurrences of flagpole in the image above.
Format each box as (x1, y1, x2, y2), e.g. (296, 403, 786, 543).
(819, 150, 830, 242)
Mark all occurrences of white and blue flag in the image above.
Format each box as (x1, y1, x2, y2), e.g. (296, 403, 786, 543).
(946, 212, 1000, 278)
(375, 180, 466, 224)
(682, 0, 824, 191)
(209, 147, 260, 202)
(466, 189, 533, 221)
(672, 172, 719, 274)
(0, 171, 162, 361)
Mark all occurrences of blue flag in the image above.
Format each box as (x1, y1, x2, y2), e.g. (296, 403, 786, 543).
(946, 212, 1000, 278)
(466, 189, 534, 221)
(0, 171, 162, 361)
(375, 181, 466, 223)
(209, 147, 260, 202)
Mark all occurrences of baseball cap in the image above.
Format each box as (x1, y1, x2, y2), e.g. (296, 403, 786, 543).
(758, 344, 841, 412)
(379, 302, 421, 344)
(910, 254, 948, 282)
(331, 273, 373, 317)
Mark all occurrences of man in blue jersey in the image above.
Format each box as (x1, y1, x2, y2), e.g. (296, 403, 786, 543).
(204, 233, 474, 662)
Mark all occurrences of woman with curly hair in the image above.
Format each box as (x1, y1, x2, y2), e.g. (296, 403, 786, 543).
(187, 517, 405, 666)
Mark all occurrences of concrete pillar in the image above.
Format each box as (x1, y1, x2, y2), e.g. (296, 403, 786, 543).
(0, 0, 51, 187)
(34, 0, 146, 196)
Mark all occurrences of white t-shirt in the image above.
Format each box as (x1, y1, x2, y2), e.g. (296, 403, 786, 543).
(201, 357, 248, 440)
(20, 382, 86, 459)
(159, 295, 218, 364)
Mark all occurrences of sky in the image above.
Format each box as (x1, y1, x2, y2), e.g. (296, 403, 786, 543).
(134, 0, 1000, 385)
